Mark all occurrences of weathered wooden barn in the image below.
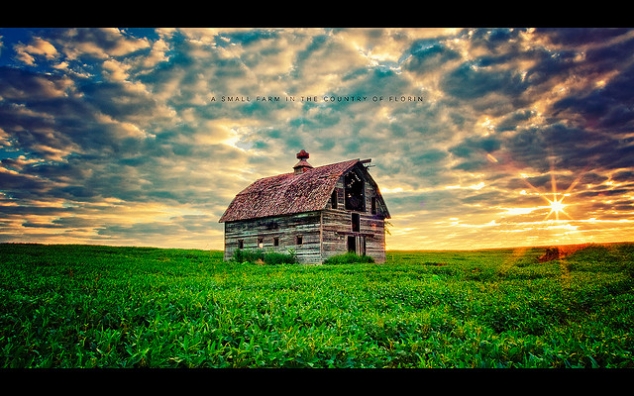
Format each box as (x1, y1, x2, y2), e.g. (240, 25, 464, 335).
(218, 150, 391, 263)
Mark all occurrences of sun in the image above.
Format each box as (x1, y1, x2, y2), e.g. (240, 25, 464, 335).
(518, 164, 578, 222)
(549, 198, 566, 215)
(544, 193, 569, 221)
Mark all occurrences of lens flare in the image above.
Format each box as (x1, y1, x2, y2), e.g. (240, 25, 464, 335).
(544, 193, 569, 221)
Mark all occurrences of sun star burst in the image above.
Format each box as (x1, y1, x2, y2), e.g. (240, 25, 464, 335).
(545, 193, 569, 221)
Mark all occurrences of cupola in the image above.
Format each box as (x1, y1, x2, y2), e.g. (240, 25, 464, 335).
(293, 149, 313, 174)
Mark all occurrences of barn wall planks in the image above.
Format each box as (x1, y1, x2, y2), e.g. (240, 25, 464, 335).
(224, 211, 322, 263)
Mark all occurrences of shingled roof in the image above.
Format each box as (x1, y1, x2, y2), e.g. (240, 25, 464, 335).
(218, 157, 363, 223)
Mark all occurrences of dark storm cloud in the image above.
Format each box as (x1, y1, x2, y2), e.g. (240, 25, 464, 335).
(496, 109, 535, 132)
(469, 28, 526, 52)
(328, 62, 411, 100)
(540, 28, 632, 46)
(502, 123, 620, 174)
(462, 191, 500, 204)
(505, 172, 583, 195)
(441, 61, 529, 100)
(448, 137, 502, 172)
(0, 169, 52, 200)
(404, 39, 460, 73)
(553, 62, 634, 134)
(585, 36, 634, 72)
(522, 49, 578, 88)
(80, 81, 158, 120)
(611, 170, 634, 182)
(342, 68, 369, 82)
(387, 190, 460, 213)
(0, 204, 72, 216)
(580, 172, 609, 185)
(49, 217, 99, 228)
(411, 149, 448, 165)
(0, 67, 70, 100)
(578, 188, 632, 198)
(613, 206, 634, 213)
(217, 29, 278, 47)
(25, 160, 88, 182)
(0, 67, 152, 162)
(97, 221, 183, 237)
(172, 214, 222, 233)
(605, 144, 634, 170)
(452, 160, 488, 172)
(22, 220, 65, 228)
(56, 186, 98, 200)
(450, 137, 501, 158)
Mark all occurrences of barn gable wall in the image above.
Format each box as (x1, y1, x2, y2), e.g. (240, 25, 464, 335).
(321, 172, 387, 263)
(321, 210, 386, 263)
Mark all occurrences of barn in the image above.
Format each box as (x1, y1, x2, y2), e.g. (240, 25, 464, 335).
(218, 150, 391, 263)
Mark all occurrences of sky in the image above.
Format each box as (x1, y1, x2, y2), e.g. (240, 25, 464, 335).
(1, 27, 633, 251)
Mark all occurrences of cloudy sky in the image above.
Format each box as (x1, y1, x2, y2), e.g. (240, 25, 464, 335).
(1, 27, 633, 251)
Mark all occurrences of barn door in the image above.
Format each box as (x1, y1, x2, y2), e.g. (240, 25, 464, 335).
(358, 236, 366, 256)
(348, 236, 366, 256)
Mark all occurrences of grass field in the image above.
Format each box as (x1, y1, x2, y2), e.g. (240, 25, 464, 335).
(1, 243, 633, 368)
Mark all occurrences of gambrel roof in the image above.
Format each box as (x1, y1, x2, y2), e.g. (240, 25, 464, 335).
(219, 157, 390, 223)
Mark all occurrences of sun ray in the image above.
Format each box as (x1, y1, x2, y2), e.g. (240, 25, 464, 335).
(543, 193, 571, 221)
(517, 155, 586, 223)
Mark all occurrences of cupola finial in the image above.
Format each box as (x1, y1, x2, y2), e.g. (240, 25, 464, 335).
(293, 149, 313, 174)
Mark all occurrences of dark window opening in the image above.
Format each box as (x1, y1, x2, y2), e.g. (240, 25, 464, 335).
(296, 235, 303, 245)
(347, 236, 356, 253)
(352, 213, 360, 232)
(331, 190, 338, 209)
(371, 197, 377, 215)
(273, 237, 279, 246)
(265, 221, 279, 230)
(345, 171, 365, 211)
(258, 238, 264, 249)
(238, 240, 244, 249)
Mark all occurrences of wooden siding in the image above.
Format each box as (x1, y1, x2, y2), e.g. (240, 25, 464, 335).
(321, 209, 386, 263)
(224, 211, 323, 264)
(321, 174, 387, 263)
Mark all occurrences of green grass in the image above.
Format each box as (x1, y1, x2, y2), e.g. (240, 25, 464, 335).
(232, 248, 298, 264)
(324, 252, 375, 264)
(1, 242, 633, 368)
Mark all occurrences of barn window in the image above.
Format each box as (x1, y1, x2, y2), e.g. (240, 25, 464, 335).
(258, 238, 264, 249)
(238, 239, 244, 249)
(331, 190, 338, 209)
(296, 235, 303, 245)
(274, 237, 279, 246)
(352, 213, 360, 232)
(345, 171, 365, 211)
(371, 197, 377, 215)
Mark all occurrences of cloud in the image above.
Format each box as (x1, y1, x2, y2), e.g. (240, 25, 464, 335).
(56, 28, 150, 60)
(0, 67, 75, 99)
(14, 37, 58, 66)
(1, 27, 633, 251)
(141, 37, 170, 68)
